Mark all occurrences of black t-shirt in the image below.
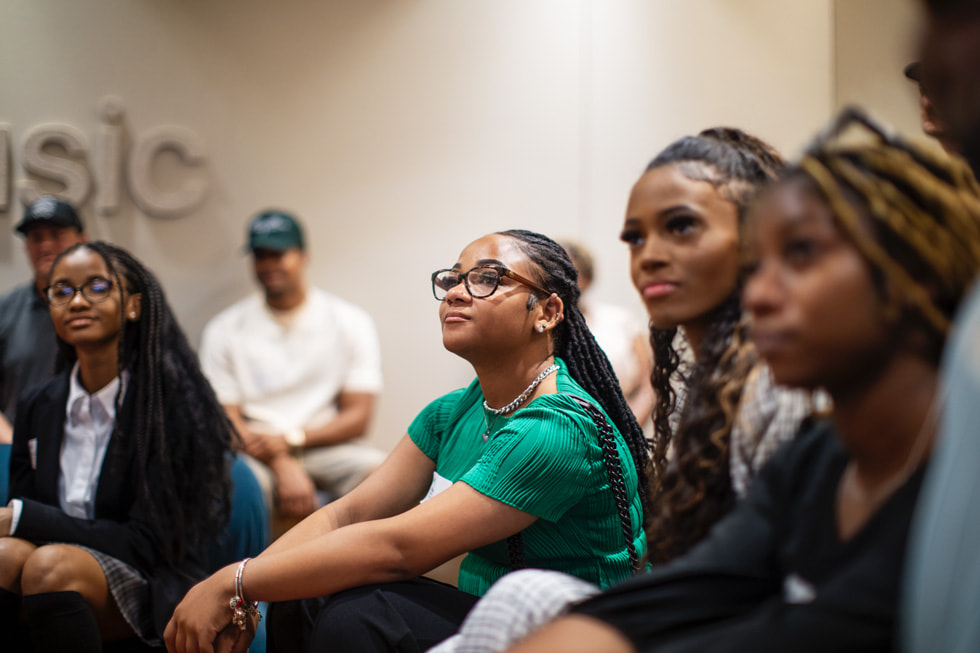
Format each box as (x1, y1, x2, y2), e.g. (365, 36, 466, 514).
(574, 419, 923, 652)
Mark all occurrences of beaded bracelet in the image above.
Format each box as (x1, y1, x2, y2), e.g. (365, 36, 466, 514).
(229, 557, 262, 632)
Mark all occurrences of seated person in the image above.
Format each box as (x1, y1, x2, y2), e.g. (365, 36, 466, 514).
(164, 229, 651, 653)
(0, 195, 86, 442)
(199, 210, 385, 519)
(434, 127, 819, 653)
(0, 242, 236, 651)
(506, 108, 980, 652)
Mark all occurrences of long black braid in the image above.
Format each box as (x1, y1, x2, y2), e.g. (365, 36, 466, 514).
(52, 241, 237, 570)
(498, 230, 651, 572)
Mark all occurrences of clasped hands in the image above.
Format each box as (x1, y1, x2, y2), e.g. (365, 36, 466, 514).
(164, 564, 257, 653)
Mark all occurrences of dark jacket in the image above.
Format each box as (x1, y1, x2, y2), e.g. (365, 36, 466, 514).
(9, 370, 208, 638)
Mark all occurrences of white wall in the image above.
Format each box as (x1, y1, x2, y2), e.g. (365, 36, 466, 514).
(0, 0, 834, 449)
(833, 0, 925, 141)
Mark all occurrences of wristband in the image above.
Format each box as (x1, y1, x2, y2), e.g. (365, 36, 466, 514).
(284, 427, 307, 455)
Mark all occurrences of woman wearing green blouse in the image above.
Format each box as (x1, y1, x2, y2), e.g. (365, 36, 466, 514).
(165, 229, 650, 653)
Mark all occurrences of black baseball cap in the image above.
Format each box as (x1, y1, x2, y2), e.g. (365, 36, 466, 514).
(246, 210, 305, 252)
(16, 196, 83, 235)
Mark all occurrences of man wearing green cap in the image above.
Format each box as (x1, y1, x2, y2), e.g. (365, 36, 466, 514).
(0, 196, 86, 443)
(200, 210, 385, 520)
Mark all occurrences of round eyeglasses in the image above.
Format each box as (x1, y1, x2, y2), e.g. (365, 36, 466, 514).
(45, 278, 114, 306)
(431, 265, 550, 301)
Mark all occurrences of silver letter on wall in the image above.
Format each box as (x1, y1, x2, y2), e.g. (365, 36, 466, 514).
(18, 124, 92, 208)
(127, 125, 208, 217)
(96, 96, 126, 216)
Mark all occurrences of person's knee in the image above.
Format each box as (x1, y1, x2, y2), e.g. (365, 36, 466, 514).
(0, 537, 36, 589)
(20, 545, 92, 595)
(310, 588, 399, 650)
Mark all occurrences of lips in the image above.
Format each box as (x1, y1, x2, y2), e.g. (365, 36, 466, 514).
(443, 311, 470, 323)
(65, 315, 97, 328)
(639, 280, 678, 299)
(751, 328, 793, 357)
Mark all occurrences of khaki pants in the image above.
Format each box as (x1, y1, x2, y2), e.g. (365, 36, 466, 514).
(242, 443, 387, 516)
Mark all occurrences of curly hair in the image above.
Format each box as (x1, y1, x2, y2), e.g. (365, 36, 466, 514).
(642, 130, 784, 564)
(51, 241, 237, 569)
(497, 229, 651, 571)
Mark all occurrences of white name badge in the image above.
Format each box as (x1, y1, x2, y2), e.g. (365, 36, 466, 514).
(421, 472, 454, 503)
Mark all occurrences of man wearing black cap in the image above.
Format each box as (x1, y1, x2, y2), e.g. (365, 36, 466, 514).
(199, 210, 385, 520)
(0, 196, 86, 443)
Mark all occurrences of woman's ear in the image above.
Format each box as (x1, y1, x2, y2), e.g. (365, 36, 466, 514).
(125, 293, 142, 322)
(535, 293, 565, 333)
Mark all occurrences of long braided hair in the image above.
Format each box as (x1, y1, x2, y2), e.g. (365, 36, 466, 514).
(496, 229, 651, 571)
(52, 241, 237, 570)
(642, 131, 784, 564)
(790, 107, 980, 356)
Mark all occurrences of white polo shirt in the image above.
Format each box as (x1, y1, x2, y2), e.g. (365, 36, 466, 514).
(199, 288, 383, 433)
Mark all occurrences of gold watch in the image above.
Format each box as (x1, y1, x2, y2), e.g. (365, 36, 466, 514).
(284, 427, 307, 456)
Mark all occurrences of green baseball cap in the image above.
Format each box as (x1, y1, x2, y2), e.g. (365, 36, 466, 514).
(247, 210, 305, 252)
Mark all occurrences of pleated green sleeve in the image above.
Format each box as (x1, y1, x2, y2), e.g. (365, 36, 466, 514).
(407, 386, 468, 463)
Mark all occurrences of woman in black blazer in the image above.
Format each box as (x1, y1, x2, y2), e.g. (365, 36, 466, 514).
(0, 242, 235, 651)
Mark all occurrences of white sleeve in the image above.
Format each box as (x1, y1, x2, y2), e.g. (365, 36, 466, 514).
(341, 307, 383, 393)
(7, 498, 22, 535)
(198, 315, 243, 405)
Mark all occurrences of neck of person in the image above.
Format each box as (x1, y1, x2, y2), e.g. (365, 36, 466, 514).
(74, 345, 121, 395)
(830, 350, 939, 488)
(473, 346, 558, 411)
(265, 283, 307, 312)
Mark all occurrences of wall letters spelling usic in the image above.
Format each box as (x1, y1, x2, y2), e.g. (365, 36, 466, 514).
(0, 96, 208, 218)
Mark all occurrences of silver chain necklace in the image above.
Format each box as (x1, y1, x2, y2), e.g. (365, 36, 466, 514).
(483, 363, 559, 416)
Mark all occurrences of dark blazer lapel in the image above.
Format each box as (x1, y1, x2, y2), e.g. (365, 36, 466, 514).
(95, 383, 136, 517)
(32, 372, 70, 505)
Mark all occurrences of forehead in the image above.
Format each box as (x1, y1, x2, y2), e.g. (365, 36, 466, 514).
(454, 234, 531, 271)
(24, 223, 76, 240)
(50, 247, 110, 280)
(749, 181, 837, 239)
(628, 164, 734, 216)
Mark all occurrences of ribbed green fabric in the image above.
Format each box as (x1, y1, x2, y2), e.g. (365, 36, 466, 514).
(408, 357, 646, 596)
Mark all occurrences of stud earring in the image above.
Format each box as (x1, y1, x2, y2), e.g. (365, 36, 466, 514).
(536, 325, 544, 333)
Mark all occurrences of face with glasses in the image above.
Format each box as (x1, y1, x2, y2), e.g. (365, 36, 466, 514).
(46, 246, 141, 351)
(435, 234, 558, 360)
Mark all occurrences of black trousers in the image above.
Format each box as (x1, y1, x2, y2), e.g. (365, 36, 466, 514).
(266, 577, 479, 653)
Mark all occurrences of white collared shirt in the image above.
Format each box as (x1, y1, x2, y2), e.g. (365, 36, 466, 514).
(58, 362, 126, 519)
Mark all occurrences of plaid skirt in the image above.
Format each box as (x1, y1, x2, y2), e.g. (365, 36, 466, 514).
(75, 544, 160, 646)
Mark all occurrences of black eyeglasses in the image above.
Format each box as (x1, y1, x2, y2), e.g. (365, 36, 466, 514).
(45, 278, 114, 306)
(431, 265, 551, 301)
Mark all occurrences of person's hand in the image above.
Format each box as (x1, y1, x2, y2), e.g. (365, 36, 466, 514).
(0, 413, 12, 444)
(241, 428, 289, 462)
(214, 619, 256, 653)
(164, 564, 236, 653)
(0, 506, 12, 537)
(271, 455, 318, 517)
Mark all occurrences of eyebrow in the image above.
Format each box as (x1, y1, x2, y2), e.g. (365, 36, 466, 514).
(451, 258, 506, 270)
(50, 274, 109, 285)
(624, 203, 701, 224)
